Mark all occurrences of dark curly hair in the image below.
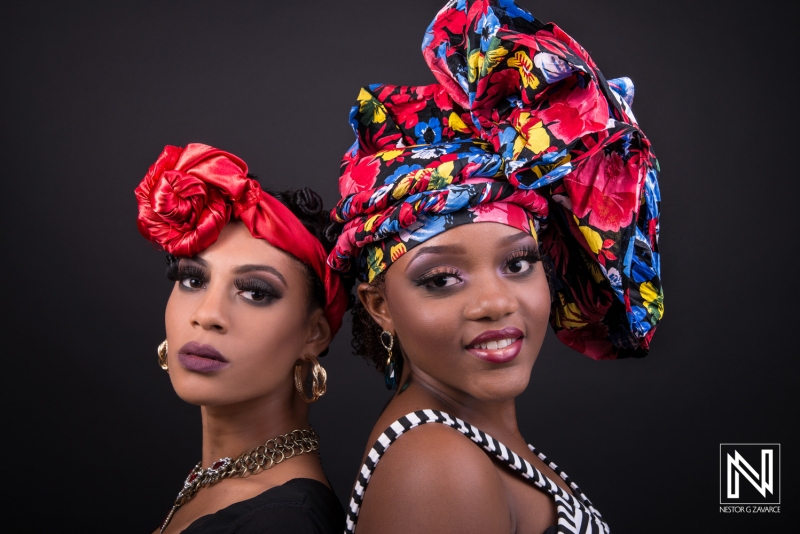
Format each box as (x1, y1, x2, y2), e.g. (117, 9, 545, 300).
(165, 178, 355, 355)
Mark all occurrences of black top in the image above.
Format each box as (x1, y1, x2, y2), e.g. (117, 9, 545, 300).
(181, 478, 344, 534)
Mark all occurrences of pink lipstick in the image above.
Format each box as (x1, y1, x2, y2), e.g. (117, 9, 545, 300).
(466, 327, 524, 364)
(177, 342, 230, 373)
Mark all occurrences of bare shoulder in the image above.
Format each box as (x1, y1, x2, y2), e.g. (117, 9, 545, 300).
(356, 423, 512, 534)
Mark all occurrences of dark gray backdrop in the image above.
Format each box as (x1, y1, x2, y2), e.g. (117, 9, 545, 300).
(3, 0, 796, 531)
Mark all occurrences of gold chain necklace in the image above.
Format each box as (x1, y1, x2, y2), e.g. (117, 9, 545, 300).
(160, 429, 320, 533)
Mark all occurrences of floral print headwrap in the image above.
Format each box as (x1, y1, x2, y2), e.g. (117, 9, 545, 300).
(328, 0, 663, 359)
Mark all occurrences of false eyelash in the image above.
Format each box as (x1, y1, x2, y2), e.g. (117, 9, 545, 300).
(233, 277, 282, 300)
(507, 246, 543, 264)
(175, 264, 206, 282)
(413, 267, 462, 286)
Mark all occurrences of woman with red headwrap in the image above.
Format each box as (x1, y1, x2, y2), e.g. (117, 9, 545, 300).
(330, 1, 662, 533)
(135, 143, 348, 533)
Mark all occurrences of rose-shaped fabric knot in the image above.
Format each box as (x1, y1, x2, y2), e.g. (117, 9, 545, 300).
(135, 144, 241, 257)
(151, 170, 207, 231)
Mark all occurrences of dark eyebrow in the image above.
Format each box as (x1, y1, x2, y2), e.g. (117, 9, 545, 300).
(499, 232, 537, 246)
(405, 230, 536, 270)
(410, 231, 534, 259)
(409, 243, 467, 261)
(183, 256, 209, 268)
(232, 264, 287, 286)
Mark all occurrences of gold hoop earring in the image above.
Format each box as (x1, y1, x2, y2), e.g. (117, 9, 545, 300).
(294, 354, 327, 403)
(157, 340, 169, 372)
(381, 330, 397, 390)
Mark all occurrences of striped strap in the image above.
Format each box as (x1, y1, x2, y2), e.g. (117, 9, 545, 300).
(345, 409, 610, 534)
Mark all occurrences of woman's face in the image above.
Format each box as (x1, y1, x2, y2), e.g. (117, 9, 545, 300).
(164, 222, 330, 406)
(365, 223, 551, 403)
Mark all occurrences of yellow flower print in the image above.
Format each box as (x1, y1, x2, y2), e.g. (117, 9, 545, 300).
(639, 281, 664, 321)
(448, 112, 472, 133)
(357, 88, 386, 125)
(403, 167, 434, 195)
(380, 148, 404, 161)
(507, 51, 539, 89)
(512, 112, 550, 155)
(364, 214, 381, 232)
(528, 216, 538, 242)
(468, 49, 484, 83)
(482, 44, 508, 76)
(469, 41, 509, 82)
(393, 175, 414, 198)
(366, 246, 385, 282)
(429, 161, 455, 189)
(390, 243, 407, 262)
(576, 220, 603, 254)
(554, 299, 587, 330)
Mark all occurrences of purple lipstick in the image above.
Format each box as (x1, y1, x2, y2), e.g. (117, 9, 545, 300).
(177, 341, 230, 373)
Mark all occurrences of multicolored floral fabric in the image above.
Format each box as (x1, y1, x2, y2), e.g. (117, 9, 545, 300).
(328, 0, 662, 359)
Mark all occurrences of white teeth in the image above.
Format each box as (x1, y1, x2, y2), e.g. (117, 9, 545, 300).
(475, 338, 516, 350)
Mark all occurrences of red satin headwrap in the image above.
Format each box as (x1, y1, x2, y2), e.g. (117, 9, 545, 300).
(135, 143, 348, 335)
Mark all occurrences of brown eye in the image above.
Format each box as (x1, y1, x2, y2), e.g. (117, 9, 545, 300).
(504, 251, 538, 275)
(506, 258, 530, 274)
(234, 278, 281, 306)
(180, 277, 204, 289)
(429, 274, 458, 288)
(415, 269, 462, 289)
(242, 290, 268, 301)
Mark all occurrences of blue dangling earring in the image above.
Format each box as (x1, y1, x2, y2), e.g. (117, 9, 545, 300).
(381, 330, 397, 390)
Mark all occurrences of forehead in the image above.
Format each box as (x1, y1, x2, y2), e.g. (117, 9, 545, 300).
(195, 222, 305, 278)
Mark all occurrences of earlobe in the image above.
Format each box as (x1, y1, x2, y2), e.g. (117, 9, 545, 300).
(357, 282, 394, 333)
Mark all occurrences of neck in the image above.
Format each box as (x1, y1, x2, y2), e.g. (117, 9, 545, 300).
(199, 386, 310, 468)
(399, 365, 521, 441)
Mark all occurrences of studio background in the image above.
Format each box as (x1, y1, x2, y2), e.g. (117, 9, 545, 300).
(3, 1, 795, 531)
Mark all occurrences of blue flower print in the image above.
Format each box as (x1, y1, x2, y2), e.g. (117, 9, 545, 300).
(414, 118, 442, 145)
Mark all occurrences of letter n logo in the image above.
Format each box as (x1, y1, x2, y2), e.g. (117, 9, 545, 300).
(720, 444, 780, 505)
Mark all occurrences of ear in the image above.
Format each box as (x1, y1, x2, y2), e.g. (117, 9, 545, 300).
(357, 282, 394, 334)
(303, 307, 332, 358)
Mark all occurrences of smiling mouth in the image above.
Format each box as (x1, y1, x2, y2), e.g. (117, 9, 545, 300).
(467, 337, 521, 350)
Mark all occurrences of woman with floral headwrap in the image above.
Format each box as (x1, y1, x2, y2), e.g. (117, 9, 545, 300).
(329, 1, 662, 533)
(134, 144, 349, 533)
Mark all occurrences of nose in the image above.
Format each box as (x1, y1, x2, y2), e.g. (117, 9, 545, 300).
(189, 284, 229, 333)
(463, 272, 518, 322)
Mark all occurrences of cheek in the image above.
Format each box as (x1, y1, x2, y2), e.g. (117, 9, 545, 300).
(388, 291, 464, 366)
(164, 284, 186, 337)
(521, 271, 552, 340)
(228, 301, 307, 365)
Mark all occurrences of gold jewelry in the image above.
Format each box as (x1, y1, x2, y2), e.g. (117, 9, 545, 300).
(160, 429, 319, 533)
(294, 354, 327, 403)
(157, 340, 169, 372)
(380, 330, 394, 361)
(381, 330, 397, 390)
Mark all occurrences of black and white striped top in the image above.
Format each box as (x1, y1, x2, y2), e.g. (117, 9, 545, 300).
(346, 409, 610, 534)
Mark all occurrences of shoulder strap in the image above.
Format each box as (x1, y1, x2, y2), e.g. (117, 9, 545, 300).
(345, 409, 610, 534)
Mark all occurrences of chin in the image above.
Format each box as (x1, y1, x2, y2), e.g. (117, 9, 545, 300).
(170, 374, 241, 407)
(468, 369, 532, 401)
